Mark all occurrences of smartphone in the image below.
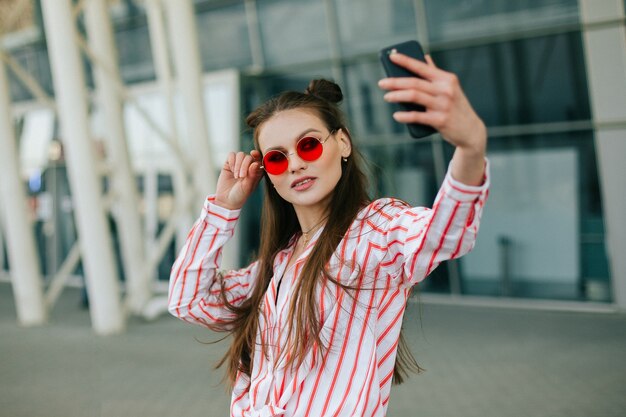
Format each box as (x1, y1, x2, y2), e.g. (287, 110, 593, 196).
(380, 40, 436, 139)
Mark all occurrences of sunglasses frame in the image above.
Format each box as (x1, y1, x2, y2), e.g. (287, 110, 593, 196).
(260, 130, 336, 175)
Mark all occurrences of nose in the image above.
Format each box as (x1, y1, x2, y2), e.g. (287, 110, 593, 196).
(287, 151, 307, 173)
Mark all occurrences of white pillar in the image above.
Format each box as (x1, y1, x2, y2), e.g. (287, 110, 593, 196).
(144, 165, 159, 281)
(41, 0, 125, 334)
(84, 0, 149, 314)
(579, 0, 626, 310)
(0, 56, 47, 326)
(145, 0, 193, 249)
(163, 0, 216, 201)
(0, 204, 5, 272)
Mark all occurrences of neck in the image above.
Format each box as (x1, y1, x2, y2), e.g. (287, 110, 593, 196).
(298, 215, 327, 248)
(293, 205, 329, 246)
(293, 203, 329, 233)
(303, 215, 327, 234)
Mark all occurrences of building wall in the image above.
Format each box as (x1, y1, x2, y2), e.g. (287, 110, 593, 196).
(4, 0, 623, 305)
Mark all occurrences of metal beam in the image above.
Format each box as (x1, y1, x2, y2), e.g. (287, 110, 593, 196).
(244, 0, 265, 71)
(0, 50, 56, 109)
(322, 0, 345, 87)
(44, 241, 81, 309)
(73, 32, 191, 169)
(145, 0, 194, 251)
(84, 0, 149, 315)
(41, 0, 124, 334)
(0, 50, 47, 326)
(163, 0, 216, 201)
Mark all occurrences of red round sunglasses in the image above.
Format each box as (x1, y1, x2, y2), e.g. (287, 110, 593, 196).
(260, 131, 335, 175)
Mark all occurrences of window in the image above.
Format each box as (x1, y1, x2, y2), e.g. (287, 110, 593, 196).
(424, 0, 580, 43)
(334, 0, 418, 57)
(257, 0, 331, 66)
(196, 2, 253, 71)
(431, 33, 591, 126)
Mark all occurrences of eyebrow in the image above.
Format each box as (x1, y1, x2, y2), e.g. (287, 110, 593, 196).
(263, 128, 323, 153)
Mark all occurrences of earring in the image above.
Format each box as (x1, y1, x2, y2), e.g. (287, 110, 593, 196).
(342, 157, 348, 162)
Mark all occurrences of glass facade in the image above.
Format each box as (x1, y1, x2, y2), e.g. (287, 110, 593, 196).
(4, 0, 616, 304)
(459, 130, 606, 301)
(115, 18, 155, 83)
(334, 0, 418, 57)
(423, 0, 580, 43)
(257, 0, 331, 66)
(196, 1, 253, 71)
(7, 43, 52, 102)
(431, 33, 591, 125)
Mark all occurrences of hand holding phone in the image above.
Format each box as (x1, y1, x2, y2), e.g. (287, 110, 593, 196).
(379, 40, 436, 139)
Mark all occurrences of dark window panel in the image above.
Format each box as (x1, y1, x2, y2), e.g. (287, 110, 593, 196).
(115, 23, 155, 83)
(341, 60, 391, 138)
(257, 0, 331, 66)
(460, 130, 608, 301)
(334, 0, 417, 57)
(196, 2, 253, 71)
(424, 0, 580, 43)
(8, 44, 53, 103)
(432, 32, 591, 126)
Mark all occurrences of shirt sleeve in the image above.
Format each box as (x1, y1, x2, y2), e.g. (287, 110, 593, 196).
(378, 159, 490, 287)
(168, 195, 259, 329)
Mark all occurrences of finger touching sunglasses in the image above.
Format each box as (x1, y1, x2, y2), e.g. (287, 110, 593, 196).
(260, 130, 336, 175)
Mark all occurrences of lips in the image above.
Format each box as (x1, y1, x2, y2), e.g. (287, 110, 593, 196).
(291, 176, 316, 189)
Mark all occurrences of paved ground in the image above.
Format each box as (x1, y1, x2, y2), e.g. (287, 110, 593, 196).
(1, 282, 625, 417)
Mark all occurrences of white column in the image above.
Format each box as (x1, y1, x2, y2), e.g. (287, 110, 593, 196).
(84, 0, 149, 314)
(0, 204, 4, 273)
(244, 0, 265, 70)
(579, 0, 626, 310)
(163, 0, 216, 201)
(0, 55, 47, 326)
(145, 0, 192, 249)
(41, 0, 125, 334)
(144, 165, 159, 282)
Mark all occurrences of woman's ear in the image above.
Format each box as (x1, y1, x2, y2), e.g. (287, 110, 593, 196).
(337, 128, 352, 158)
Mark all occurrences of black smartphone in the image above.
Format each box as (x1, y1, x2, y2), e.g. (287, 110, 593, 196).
(379, 40, 436, 139)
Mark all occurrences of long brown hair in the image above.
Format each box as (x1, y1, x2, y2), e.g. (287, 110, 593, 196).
(214, 79, 422, 386)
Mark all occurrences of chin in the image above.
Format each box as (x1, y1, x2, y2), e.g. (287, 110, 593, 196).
(283, 189, 333, 208)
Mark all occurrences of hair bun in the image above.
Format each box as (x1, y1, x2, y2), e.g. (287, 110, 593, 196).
(305, 79, 343, 104)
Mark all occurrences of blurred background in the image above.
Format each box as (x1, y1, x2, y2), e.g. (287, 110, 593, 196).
(1, 0, 625, 416)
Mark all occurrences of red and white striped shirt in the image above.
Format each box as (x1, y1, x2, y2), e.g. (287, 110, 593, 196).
(169, 163, 489, 417)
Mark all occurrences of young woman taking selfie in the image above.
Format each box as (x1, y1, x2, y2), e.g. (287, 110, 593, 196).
(169, 51, 489, 417)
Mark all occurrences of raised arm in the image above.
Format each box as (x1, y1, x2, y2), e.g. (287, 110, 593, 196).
(372, 165, 488, 287)
(169, 149, 264, 328)
(378, 52, 487, 186)
(168, 197, 260, 329)
(376, 50, 489, 286)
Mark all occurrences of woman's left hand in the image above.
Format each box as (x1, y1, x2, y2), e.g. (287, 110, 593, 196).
(378, 53, 486, 155)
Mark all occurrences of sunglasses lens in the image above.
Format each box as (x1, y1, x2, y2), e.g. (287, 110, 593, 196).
(263, 151, 288, 175)
(262, 136, 325, 175)
(297, 136, 323, 161)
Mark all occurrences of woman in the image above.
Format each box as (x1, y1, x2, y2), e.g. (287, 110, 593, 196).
(169, 52, 489, 416)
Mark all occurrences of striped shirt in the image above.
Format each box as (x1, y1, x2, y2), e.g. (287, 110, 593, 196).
(169, 163, 489, 417)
